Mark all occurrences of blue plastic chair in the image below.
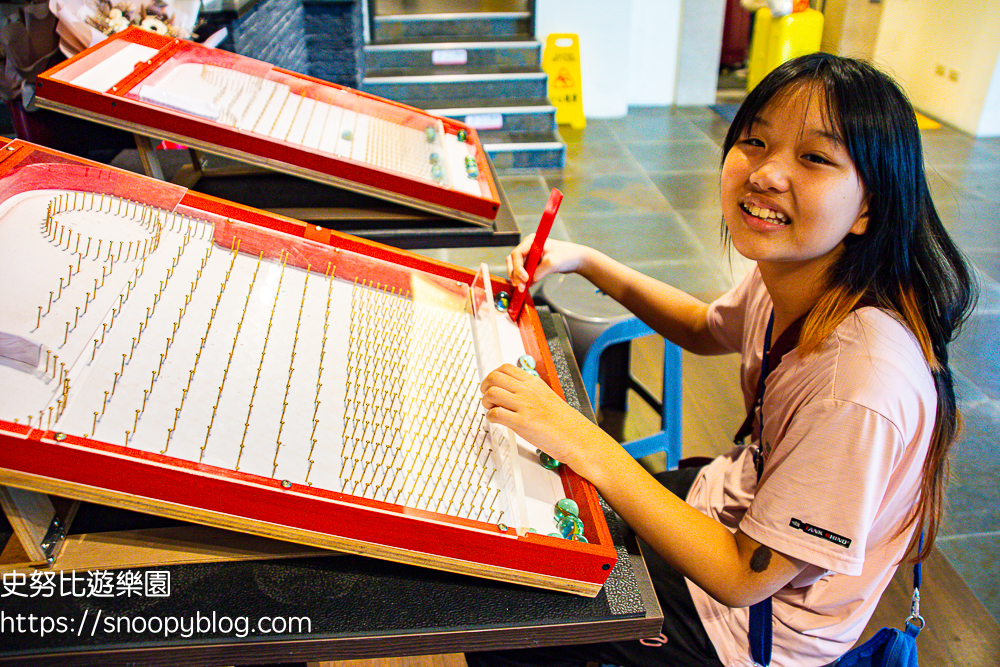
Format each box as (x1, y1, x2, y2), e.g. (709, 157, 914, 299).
(580, 317, 682, 469)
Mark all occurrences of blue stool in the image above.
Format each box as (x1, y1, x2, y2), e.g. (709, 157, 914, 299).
(580, 317, 682, 469)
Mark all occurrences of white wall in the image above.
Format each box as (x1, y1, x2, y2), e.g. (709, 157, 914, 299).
(627, 0, 682, 106)
(535, 0, 686, 117)
(977, 53, 1000, 136)
(821, 0, 884, 60)
(535, 0, 634, 117)
(673, 0, 726, 106)
(873, 0, 1000, 137)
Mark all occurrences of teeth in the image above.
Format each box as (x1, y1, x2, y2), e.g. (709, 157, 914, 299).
(744, 203, 788, 223)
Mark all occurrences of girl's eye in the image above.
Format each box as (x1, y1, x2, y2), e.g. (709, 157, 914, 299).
(803, 153, 831, 165)
(742, 138, 765, 148)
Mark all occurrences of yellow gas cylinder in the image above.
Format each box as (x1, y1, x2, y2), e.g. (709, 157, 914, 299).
(747, 8, 824, 92)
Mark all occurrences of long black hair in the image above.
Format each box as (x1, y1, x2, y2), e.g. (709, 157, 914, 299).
(722, 53, 976, 561)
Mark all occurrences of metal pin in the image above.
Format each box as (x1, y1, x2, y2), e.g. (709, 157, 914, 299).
(74, 307, 79, 329)
(102, 391, 109, 415)
(63, 322, 69, 345)
(113, 372, 119, 394)
(58, 277, 63, 299)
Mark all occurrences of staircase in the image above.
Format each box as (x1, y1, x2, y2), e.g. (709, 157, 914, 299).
(362, 11, 567, 169)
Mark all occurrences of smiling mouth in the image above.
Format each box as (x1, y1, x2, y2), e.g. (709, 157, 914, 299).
(740, 203, 790, 225)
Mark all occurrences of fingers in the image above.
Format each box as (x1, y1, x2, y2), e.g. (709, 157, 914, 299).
(508, 234, 535, 291)
(479, 364, 528, 395)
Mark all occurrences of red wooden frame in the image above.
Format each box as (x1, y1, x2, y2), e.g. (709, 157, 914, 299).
(0, 140, 617, 596)
(34, 28, 502, 226)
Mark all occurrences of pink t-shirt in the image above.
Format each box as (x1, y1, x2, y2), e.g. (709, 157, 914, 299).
(686, 267, 934, 666)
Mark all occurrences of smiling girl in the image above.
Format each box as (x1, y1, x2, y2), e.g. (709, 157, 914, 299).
(467, 54, 976, 667)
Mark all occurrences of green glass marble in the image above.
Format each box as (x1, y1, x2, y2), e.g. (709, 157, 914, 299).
(517, 354, 536, 371)
(539, 452, 560, 470)
(457, 129, 468, 142)
(494, 291, 510, 312)
(524, 368, 539, 377)
(425, 126, 437, 142)
(547, 532, 564, 538)
(341, 129, 353, 141)
(429, 152, 440, 164)
(558, 515, 585, 538)
(569, 534, 589, 543)
(431, 164, 443, 180)
(554, 498, 579, 520)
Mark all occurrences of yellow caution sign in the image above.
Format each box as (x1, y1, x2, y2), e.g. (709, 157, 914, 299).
(542, 34, 585, 129)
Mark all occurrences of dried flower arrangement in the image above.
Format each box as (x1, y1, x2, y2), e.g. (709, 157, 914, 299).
(86, 0, 187, 37)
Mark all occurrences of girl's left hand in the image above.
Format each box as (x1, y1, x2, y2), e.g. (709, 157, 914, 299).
(479, 364, 613, 478)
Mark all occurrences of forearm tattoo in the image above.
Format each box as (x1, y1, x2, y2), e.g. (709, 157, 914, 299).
(750, 545, 772, 573)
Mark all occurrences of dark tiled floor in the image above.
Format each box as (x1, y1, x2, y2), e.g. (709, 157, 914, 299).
(426, 106, 1000, 623)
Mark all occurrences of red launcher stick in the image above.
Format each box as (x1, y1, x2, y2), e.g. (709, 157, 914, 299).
(508, 188, 563, 321)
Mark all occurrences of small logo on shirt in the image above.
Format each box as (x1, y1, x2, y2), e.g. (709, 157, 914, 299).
(789, 518, 852, 548)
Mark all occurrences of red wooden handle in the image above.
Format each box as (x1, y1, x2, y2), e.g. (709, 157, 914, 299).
(509, 188, 563, 320)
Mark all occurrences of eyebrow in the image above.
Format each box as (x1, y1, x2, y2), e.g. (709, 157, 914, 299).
(750, 117, 846, 147)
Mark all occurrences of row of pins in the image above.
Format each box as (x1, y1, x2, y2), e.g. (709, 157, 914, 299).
(34, 196, 213, 434)
(341, 278, 501, 522)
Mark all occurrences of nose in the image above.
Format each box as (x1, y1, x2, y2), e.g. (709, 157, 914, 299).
(749, 159, 790, 192)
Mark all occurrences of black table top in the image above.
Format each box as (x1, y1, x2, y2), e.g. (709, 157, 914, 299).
(0, 310, 662, 666)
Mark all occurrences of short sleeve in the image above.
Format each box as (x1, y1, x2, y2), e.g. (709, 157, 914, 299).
(705, 267, 759, 354)
(738, 399, 904, 576)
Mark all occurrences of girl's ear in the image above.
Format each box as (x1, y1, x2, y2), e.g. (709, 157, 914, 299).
(850, 200, 870, 236)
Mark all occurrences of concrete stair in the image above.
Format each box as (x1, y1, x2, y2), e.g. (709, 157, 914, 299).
(362, 12, 566, 169)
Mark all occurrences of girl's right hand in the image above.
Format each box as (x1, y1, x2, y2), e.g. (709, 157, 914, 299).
(506, 235, 592, 293)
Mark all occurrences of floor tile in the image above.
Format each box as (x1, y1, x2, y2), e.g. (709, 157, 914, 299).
(562, 141, 645, 178)
(514, 211, 572, 243)
(442, 244, 513, 276)
(648, 171, 721, 211)
(940, 398, 1000, 536)
(498, 174, 554, 217)
(627, 141, 723, 173)
(541, 173, 671, 215)
(938, 198, 1000, 251)
(623, 259, 731, 298)
(936, 166, 1000, 204)
(558, 211, 701, 264)
(937, 533, 1000, 624)
(557, 118, 621, 147)
(921, 129, 1000, 168)
(965, 249, 1000, 284)
(605, 109, 710, 143)
(952, 290, 1000, 401)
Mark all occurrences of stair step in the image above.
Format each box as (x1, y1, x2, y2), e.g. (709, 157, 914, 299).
(365, 40, 541, 72)
(361, 70, 547, 102)
(374, 12, 532, 43)
(423, 103, 556, 134)
(479, 130, 567, 170)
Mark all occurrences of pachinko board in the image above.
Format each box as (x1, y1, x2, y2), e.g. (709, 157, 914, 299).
(0, 140, 616, 596)
(35, 27, 502, 227)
